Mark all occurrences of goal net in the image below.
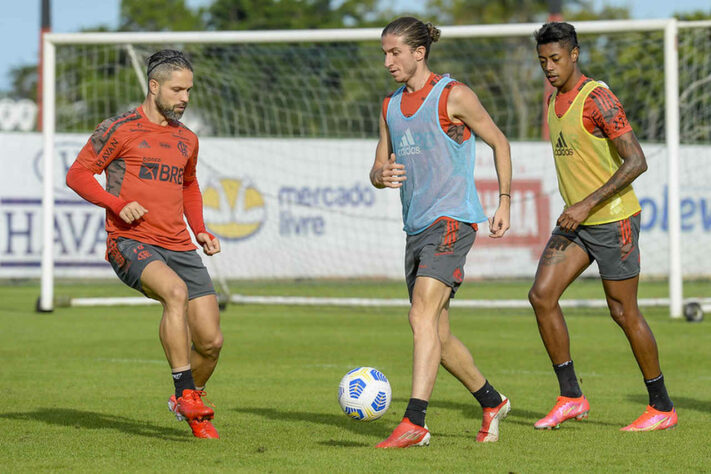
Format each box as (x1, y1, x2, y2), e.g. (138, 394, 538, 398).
(35, 20, 711, 315)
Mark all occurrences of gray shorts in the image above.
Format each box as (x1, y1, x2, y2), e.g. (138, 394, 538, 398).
(107, 237, 215, 300)
(405, 217, 477, 301)
(552, 213, 641, 280)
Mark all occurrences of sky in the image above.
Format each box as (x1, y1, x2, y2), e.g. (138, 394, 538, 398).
(1, 0, 709, 92)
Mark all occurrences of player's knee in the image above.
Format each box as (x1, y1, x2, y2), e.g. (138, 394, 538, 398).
(408, 307, 435, 331)
(528, 286, 552, 312)
(608, 303, 635, 327)
(437, 326, 452, 346)
(195, 332, 223, 360)
(163, 283, 189, 308)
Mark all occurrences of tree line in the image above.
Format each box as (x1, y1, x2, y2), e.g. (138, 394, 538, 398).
(8, 0, 711, 143)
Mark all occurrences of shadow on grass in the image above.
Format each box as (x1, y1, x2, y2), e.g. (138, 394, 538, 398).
(318, 439, 371, 448)
(0, 408, 189, 441)
(627, 394, 711, 414)
(233, 406, 391, 438)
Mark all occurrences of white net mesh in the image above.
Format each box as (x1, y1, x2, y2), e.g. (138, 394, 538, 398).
(48, 23, 711, 286)
(54, 29, 710, 143)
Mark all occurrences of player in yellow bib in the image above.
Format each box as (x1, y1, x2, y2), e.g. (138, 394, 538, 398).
(529, 22, 677, 432)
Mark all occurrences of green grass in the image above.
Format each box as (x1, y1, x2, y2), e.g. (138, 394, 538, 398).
(1, 279, 709, 472)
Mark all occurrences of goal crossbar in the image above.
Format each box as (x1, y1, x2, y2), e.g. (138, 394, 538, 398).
(43, 19, 679, 45)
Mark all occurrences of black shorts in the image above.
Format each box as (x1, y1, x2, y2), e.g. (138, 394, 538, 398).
(107, 237, 216, 300)
(552, 213, 641, 280)
(405, 217, 477, 301)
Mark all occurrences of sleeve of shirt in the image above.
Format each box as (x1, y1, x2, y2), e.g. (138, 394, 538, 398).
(586, 86, 633, 140)
(75, 118, 125, 173)
(67, 120, 128, 215)
(182, 139, 207, 236)
(66, 160, 128, 216)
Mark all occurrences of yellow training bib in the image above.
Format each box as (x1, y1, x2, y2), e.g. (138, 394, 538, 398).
(548, 81, 641, 225)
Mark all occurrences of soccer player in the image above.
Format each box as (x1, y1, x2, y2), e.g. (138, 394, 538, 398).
(66, 50, 223, 439)
(530, 22, 677, 431)
(370, 17, 513, 448)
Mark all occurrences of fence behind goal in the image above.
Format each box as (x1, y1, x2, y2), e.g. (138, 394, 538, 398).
(36, 20, 711, 315)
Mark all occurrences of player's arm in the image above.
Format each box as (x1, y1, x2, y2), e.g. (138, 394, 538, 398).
(66, 126, 147, 224)
(584, 131, 647, 208)
(370, 103, 405, 189)
(448, 84, 512, 238)
(557, 91, 647, 231)
(182, 144, 220, 256)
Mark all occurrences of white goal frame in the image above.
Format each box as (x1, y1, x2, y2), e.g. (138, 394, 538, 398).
(39, 19, 688, 315)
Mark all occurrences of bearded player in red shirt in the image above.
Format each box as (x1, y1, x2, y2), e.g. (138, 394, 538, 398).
(66, 50, 223, 439)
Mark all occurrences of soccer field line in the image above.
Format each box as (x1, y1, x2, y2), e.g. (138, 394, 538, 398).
(62, 295, 711, 309)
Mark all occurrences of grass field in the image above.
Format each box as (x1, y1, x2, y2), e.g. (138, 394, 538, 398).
(1, 279, 710, 472)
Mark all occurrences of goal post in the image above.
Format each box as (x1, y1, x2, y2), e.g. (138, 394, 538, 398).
(38, 19, 710, 316)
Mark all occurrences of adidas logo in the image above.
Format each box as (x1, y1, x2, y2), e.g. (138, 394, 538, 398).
(396, 128, 421, 156)
(554, 132, 574, 156)
(138, 140, 150, 149)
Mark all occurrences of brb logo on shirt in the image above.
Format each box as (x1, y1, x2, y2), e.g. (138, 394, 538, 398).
(138, 157, 184, 184)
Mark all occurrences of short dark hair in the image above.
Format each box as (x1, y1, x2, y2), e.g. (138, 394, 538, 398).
(534, 22, 579, 51)
(382, 17, 441, 60)
(146, 49, 193, 82)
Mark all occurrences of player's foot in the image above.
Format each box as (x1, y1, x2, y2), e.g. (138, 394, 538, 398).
(375, 418, 430, 448)
(169, 389, 214, 421)
(168, 394, 186, 421)
(476, 395, 511, 442)
(534, 395, 590, 430)
(169, 394, 220, 439)
(186, 419, 220, 438)
(620, 405, 677, 432)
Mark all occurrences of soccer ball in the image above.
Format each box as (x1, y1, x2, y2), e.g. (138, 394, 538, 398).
(338, 367, 392, 421)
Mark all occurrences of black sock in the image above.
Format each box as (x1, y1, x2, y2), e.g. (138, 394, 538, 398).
(553, 360, 582, 398)
(645, 374, 673, 412)
(471, 380, 503, 408)
(172, 368, 196, 399)
(404, 398, 428, 427)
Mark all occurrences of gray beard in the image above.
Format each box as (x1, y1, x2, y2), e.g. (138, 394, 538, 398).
(156, 97, 185, 121)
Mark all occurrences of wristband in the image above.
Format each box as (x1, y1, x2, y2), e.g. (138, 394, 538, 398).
(499, 193, 511, 198)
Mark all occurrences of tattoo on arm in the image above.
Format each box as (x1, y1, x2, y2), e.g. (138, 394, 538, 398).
(447, 124, 466, 144)
(584, 132, 647, 209)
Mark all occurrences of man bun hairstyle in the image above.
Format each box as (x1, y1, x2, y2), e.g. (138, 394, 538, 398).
(382, 17, 441, 60)
(146, 49, 193, 82)
(534, 22, 579, 52)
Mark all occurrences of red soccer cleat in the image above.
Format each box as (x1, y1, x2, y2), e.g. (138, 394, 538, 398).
(175, 389, 214, 421)
(375, 418, 430, 448)
(476, 395, 511, 442)
(620, 405, 677, 432)
(534, 395, 590, 429)
(186, 419, 220, 439)
(169, 393, 219, 439)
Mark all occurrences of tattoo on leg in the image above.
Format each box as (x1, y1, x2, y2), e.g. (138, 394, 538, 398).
(541, 236, 573, 266)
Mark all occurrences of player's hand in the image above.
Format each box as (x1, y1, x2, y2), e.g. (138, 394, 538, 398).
(557, 201, 592, 232)
(197, 232, 221, 256)
(488, 203, 510, 238)
(380, 153, 406, 188)
(119, 201, 148, 224)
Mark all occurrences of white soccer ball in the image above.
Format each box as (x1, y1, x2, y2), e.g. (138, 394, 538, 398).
(338, 367, 392, 421)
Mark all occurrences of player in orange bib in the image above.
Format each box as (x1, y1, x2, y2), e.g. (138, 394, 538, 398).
(66, 50, 223, 439)
(529, 22, 676, 432)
